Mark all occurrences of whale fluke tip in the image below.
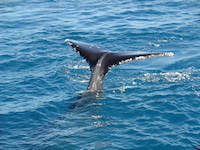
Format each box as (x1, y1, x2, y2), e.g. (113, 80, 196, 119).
(65, 39, 73, 46)
(165, 52, 174, 56)
(64, 39, 70, 42)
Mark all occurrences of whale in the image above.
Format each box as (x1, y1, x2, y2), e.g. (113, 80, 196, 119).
(65, 39, 174, 109)
(65, 39, 174, 92)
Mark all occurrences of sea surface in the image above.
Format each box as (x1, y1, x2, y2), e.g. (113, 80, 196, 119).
(0, 0, 200, 149)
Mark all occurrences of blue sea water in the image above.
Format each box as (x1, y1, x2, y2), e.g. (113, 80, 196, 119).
(0, 0, 200, 149)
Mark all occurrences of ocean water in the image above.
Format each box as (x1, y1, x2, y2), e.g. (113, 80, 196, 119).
(0, 0, 200, 149)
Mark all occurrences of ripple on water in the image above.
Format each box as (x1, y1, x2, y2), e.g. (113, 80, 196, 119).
(0, 0, 200, 149)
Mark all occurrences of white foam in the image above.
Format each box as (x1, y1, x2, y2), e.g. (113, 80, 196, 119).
(70, 65, 89, 69)
(141, 72, 190, 82)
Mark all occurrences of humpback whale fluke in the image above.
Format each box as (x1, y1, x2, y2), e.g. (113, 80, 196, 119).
(65, 39, 174, 91)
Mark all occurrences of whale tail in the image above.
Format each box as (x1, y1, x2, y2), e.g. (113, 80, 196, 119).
(65, 39, 174, 91)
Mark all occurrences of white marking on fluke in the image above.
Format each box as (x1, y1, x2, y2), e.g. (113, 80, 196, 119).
(165, 52, 174, 56)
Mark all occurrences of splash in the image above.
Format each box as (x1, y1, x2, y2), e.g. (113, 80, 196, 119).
(139, 72, 191, 83)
